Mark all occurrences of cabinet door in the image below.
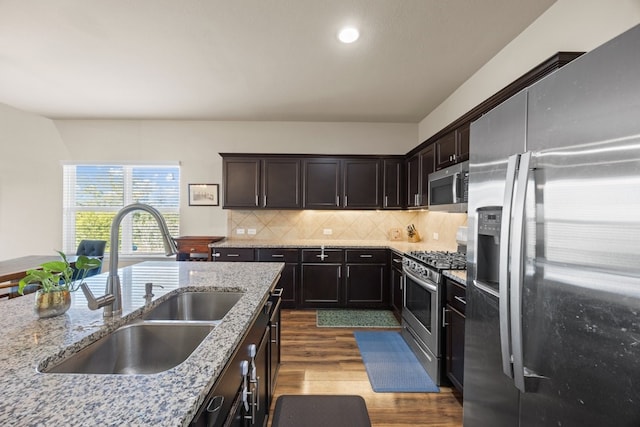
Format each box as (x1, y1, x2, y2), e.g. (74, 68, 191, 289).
(345, 264, 387, 307)
(276, 263, 298, 308)
(223, 158, 261, 208)
(303, 159, 341, 209)
(300, 264, 342, 307)
(343, 159, 381, 209)
(407, 154, 420, 207)
(383, 158, 405, 209)
(263, 158, 301, 208)
(390, 254, 404, 319)
(456, 122, 470, 163)
(419, 145, 435, 207)
(435, 131, 458, 170)
(446, 305, 465, 393)
(268, 296, 281, 399)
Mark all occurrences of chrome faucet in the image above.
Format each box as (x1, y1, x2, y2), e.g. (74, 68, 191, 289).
(81, 203, 178, 317)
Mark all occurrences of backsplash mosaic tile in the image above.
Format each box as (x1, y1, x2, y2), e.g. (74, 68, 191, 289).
(228, 210, 467, 248)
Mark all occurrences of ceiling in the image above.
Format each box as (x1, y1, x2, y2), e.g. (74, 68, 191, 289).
(0, 0, 556, 122)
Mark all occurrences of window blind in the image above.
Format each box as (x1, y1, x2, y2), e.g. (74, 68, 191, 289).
(63, 164, 180, 255)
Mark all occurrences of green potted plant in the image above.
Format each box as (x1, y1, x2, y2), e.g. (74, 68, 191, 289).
(18, 251, 102, 318)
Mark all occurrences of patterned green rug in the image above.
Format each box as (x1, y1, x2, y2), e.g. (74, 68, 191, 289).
(316, 309, 400, 328)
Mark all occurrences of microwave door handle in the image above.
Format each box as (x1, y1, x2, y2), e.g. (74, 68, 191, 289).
(510, 151, 532, 393)
(452, 172, 459, 202)
(499, 154, 520, 379)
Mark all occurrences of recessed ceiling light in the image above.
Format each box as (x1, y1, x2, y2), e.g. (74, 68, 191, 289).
(338, 27, 359, 44)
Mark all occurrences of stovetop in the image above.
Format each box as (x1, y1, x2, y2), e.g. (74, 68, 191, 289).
(406, 251, 467, 271)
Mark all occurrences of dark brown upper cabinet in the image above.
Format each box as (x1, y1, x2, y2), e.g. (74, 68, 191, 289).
(342, 159, 381, 209)
(302, 158, 342, 209)
(222, 157, 261, 208)
(222, 155, 300, 209)
(303, 157, 382, 210)
(262, 158, 301, 208)
(406, 145, 434, 208)
(435, 123, 470, 170)
(382, 158, 405, 209)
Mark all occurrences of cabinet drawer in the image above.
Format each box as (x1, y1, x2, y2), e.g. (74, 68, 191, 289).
(345, 249, 387, 264)
(257, 248, 299, 263)
(301, 249, 343, 263)
(446, 279, 466, 315)
(176, 241, 211, 254)
(212, 248, 255, 261)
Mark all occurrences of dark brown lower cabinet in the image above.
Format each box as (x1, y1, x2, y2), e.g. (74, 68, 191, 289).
(300, 263, 342, 307)
(345, 264, 387, 307)
(390, 251, 404, 320)
(444, 278, 466, 394)
(257, 248, 299, 308)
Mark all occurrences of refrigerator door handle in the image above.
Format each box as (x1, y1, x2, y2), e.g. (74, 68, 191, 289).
(509, 150, 532, 393)
(499, 154, 520, 379)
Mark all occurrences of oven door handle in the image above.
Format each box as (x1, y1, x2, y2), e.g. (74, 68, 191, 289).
(403, 268, 438, 292)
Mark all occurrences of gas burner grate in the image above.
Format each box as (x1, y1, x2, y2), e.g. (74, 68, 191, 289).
(407, 251, 467, 270)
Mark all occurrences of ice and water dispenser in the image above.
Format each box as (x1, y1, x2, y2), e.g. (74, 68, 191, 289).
(476, 207, 502, 293)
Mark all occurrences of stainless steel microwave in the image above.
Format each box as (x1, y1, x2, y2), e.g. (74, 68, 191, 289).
(427, 160, 469, 212)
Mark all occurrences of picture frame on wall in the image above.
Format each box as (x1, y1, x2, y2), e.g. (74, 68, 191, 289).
(188, 183, 219, 206)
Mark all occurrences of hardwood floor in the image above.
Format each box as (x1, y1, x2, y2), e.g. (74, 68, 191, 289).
(268, 309, 463, 427)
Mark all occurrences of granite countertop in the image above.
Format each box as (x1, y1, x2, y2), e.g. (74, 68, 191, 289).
(0, 261, 284, 427)
(209, 238, 457, 254)
(443, 269, 467, 286)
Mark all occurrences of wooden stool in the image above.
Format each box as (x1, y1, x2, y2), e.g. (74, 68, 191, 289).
(271, 395, 371, 427)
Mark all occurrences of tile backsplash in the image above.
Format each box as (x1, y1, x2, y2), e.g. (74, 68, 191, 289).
(228, 210, 467, 249)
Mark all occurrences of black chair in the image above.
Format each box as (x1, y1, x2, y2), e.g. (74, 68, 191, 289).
(72, 240, 107, 281)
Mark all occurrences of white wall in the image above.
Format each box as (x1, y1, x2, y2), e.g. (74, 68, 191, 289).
(0, 114, 415, 260)
(418, 0, 640, 142)
(0, 104, 69, 260)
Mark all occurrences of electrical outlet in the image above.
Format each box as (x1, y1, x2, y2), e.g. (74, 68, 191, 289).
(248, 228, 256, 235)
(433, 232, 439, 240)
(236, 228, 245, 235)
(323, 228, 333, 235)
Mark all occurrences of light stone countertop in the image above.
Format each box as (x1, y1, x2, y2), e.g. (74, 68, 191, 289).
(0, 261, 284, 427)
(210, 238, 458, 254)
(443, 269, 468, 286)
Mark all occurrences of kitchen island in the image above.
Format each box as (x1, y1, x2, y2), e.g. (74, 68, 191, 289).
(0, 261, 284, 426)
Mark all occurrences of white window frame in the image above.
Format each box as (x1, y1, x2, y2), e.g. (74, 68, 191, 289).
(62, 162, 180, 256)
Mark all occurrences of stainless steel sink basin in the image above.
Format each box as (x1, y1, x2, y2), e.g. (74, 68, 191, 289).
(143, 291, 244, 322)
(43, 323, 214, 375)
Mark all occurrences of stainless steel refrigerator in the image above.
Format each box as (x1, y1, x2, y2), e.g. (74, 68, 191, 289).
(464, 23, 640, 427)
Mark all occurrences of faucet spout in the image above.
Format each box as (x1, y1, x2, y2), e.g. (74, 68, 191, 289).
(96, 203, 178, 317)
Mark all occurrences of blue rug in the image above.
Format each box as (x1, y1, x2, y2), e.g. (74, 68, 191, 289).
(354, 331, 440, 393)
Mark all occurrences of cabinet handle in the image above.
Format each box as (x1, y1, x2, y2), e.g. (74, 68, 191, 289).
(338, 266, 342, 278)
(454, 295, 467, 305)
(346, 265, 350, 278)
(359, 254, 373, 258)
(392, 257, 402, 264)
(271, 254, 284, 258)
(271, 322, 279, 344)
(336, 196, 340, 207)
(205, 395, 224, 424)
(384, 195, 388, 207)
(272, 288, 284, 297)
(212, 252, 221, 257)
(263, 195, 267, 206)
(226, 253, 240, 257)
(344, 195, 348, 206)
(255, 195, 259, 206)
(442, 307, 450, 327)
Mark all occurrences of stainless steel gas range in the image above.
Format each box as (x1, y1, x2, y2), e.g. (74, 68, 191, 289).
(401, 251, 466, 385)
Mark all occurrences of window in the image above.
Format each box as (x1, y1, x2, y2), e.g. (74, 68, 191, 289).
(63, 163, 180, 255)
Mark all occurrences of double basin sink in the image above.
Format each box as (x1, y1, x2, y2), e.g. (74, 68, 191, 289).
(43, 291, 244, 375)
